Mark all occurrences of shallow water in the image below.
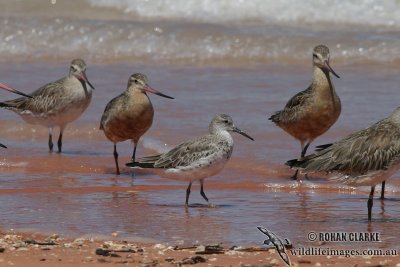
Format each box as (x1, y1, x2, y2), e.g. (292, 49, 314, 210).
(0, 0, 400, 252)
(1, 62, 400, 250)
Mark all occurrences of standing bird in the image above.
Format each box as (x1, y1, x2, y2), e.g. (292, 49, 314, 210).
(126, 114, 254, 206)
(0, 82, 32, 149)
(0, 59, 94, 153)
(286, 107, 400, 221)
(269, 45, 341, 180)
(100, 73, 174, 175)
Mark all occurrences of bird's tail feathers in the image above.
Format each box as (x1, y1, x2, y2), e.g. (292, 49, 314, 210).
(0, 102, 12, 108)
(126, 161, 155, 168)
(315, 143, 333, 151)
(285, 152, 318, 169)
(0, 98, 25, 109)
(126, 154, 162, 169)
(285, 158, 306, 168)
(268, 111, 281, 123)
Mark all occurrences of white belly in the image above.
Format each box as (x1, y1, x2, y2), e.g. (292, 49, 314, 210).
(332, 162, 400, 187)
(159, 155, 230, 182)
(19, 103, 89, 127)
(18, 84, 92, 127)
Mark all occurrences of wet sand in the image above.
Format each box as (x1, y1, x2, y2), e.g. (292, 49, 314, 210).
(1, 62, 400, 265)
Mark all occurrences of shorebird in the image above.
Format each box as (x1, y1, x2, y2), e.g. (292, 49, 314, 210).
(126, 114, 254, 206)
(286, 106, 400, 221)
(269, 45, 341, 180)
(0, 83, 32, 149)
(100, 73, 174, 175)
(0, 59, 94, 153)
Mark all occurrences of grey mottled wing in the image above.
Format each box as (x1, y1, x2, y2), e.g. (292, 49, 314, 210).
(140, 135, 222, 169)
(301, 119, 400, 175)
(0, 77, 66, 113)
(269, 87, 312, 123)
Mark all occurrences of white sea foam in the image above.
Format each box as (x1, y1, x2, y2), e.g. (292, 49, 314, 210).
(88, 0, 400, 27)
(0, 0, 399, 65)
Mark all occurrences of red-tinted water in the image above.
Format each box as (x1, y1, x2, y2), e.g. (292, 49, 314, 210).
(0, 62, 399, 250)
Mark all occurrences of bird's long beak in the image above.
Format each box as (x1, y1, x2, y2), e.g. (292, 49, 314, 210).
(0, 143, 7, 149)
(0, 83, 32, 98)
(232, 126, 254, 141)
(78, 71, 95, 90)
(323, 61, 340, 78)
(143, 85, 174, 99)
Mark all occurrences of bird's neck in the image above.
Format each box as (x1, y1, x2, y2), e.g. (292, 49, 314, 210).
(312, 66, 331, 88)
(128, 89, 151, 104)
(311, 66, 336, 98)
(212, 129, 233, 144)
(69, 72, 77, 79)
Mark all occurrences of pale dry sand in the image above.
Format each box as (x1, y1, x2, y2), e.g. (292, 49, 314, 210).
(0, 230, 398, 267)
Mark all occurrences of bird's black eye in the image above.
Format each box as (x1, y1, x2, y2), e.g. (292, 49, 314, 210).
(134, 79, 139, 84)
(224, 120, 229, 123)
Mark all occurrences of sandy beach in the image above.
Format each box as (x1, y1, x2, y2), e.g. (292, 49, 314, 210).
(1, 1, 400, 266)
(0, 230, 399, 267)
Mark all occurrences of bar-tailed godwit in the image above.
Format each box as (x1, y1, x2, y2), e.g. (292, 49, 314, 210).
(286, 107, 400, 221)
(100, 73, 174, 175)
(0, 59, 94, 153)
(269, 45, 341, 180)
(126, 114, 254, 206)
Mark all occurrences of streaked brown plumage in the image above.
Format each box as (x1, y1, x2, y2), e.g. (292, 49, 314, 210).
(100, 73, 174, 175)
(286, 107, 400, 221)
(0, 59, 94, 152)
(269, 45, 341, 180)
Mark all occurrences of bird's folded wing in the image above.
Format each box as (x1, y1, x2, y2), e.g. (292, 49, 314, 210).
(302, 119, 400, 175)
(132, 135, 221, 169)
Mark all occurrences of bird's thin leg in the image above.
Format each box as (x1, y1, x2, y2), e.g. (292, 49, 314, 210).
(291, 141, 306, 180)
(368, 186, 375, 222)
(301, 142, 311, 158)
(380, 181, 386, 200)
(57, 125, 65, 153)
(131, 142, 137, 162)
(302, 142, 311, 180)
(185, 181, 193, 207)
(113, 144, 120, 175)
(48, 127, 54, 152)
(291, 169, 299, 180)
(290, 141, 301, 180)
(200, 179, 209, 202)
(130, 142, 138, 179)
